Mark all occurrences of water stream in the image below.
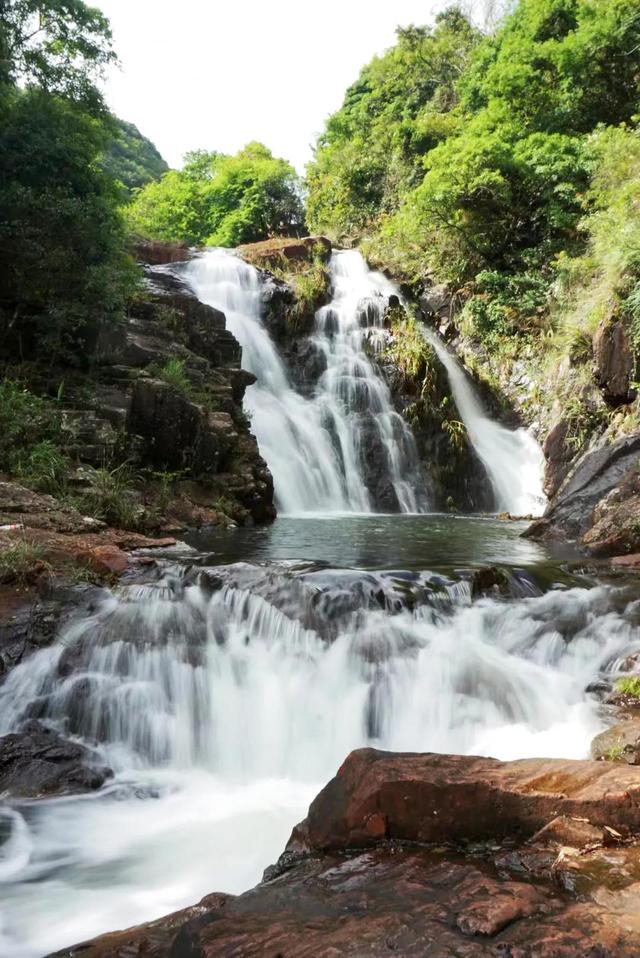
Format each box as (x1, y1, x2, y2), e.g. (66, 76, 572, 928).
(186, 249, 426, 515)
(0, 516, 639, 956)
(422, 327, 546, 516)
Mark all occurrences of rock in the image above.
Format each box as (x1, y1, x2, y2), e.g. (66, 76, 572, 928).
(287, 748, 640, 852)
(79, 544, 129, 575)
(53, 745, 640, 957)
(0, 481, 97, 535)
(542, 418, 573, 498)
(133, 240, 191, 266)
(591, 721, 640, 764)
(582, 468, 640, 557)
(239, 235, 331, 267)
(0, 720, 112, 798)
(593, 319, 636, 406)
(526, 432, 640, 542)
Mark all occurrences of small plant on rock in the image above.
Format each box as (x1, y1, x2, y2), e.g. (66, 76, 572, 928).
(616, 676, 640, 700)
(0, 540, 49, 587)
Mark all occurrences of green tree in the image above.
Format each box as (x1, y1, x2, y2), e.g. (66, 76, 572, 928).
(102, 118, 169, 196)
(0, 0, 115, 108)
(0, 0, 136, 363)
(0, 88, 135, 362)
(306, 8, 481, 239)
(127, 142, 304, 247)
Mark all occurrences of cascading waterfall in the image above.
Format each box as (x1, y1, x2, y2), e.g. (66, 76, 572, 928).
(185, 248, 427, 515)
(0, 559, 638, 957)
(422, 327, 546, 516)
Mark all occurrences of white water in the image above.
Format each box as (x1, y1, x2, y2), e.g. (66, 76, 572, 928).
(185, 249, 426, 515)
(0, 562, 638, 957)
(423, 328, 546, 516)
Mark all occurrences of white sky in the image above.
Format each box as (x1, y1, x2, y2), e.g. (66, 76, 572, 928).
(95, 0, 481, 172)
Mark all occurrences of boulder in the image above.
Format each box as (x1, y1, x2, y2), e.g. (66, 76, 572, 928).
(593, 319, 636, 406)
(591, 721, 640, 764)
(526, 431, 640, 541)
(239, 235, 331, 267)
(133, 240, 191, 266)
(0, 720, 112, 798)
(582, 468, 640, 557)
(50, 749, 640, 958)
(0, 481, 100, 535)
(287, 748, 640, 852)
(542, 418, 573, 498)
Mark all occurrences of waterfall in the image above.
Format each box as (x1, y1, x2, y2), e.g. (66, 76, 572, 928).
(422, 327, 546, 516)
(184, 249, 427, 515)
(0, 561, 635, 956)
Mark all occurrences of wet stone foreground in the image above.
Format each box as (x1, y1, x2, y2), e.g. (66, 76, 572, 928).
(51, 749, 640, 957)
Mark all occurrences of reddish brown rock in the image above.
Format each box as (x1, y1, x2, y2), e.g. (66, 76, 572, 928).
(80, 544, 129, 575)
(583, 468, 640, 558)
(133, 240, 191, 265)
(289, 748, 640, 853)
(50, 750, 640, 958)
(239, 235, 331, 267)
(542, 418, 573, 498)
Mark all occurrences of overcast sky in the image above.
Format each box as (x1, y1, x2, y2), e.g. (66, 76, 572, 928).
(95, 0, 485, 172)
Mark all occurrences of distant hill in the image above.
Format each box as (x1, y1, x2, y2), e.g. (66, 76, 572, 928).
(104, 118, 169, 196)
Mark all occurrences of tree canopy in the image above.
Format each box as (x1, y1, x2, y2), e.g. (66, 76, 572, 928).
(127, 142, 304, 247)
(102, 118, 169, 196)
(0, 0, 136, 362)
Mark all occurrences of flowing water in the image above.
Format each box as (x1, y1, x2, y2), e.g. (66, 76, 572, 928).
(185, 248, 426, 515)
(0, 252, 632, 956)
(1, 516, 640, 957)
(422, 328, 546, 517)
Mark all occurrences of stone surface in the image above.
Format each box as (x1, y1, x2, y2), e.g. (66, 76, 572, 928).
(592, 721, 640, 764)
(288, 748, 640, 852)
(582, 468, 640, 557)
(0, 720, 112, 798)
(593, 319, 636, 406)
(239, 235, 331, 267)
(51, 749, 640, 958)
(133, 240, 191, 266)
(0, 481, 101, 535)
(542, 418, 573, 498)
(526, 432, 640, 542)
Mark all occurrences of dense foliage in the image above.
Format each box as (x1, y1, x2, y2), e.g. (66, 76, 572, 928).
(103, 118, 169, 195)
(127, 143, 304, 247)
(308, 0, 640, 305)
(0, 0, 136, 363)
(306, 10, 481, 239)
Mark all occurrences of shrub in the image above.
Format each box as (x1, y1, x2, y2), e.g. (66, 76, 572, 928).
(0, 540, 49, 586)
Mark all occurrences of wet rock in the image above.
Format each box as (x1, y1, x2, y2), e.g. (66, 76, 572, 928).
(79, 544, 129, 576)
(530, 814, 605, 848)
(54, 842, 640, 958)
(582, 469, 640, 557)
(471, 566, 510, 597)
(0, 720, 112, 798)
(542, 418, 573, 498)
(591, 721, 640, 764)
(593, 319, 636, 406)
(287, 748, 640, 853)
(526, 432, 640, 542)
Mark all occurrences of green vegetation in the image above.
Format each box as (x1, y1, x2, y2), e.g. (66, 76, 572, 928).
(0, 381, 65, 483)
(0, 540, 49, 587)
(616, 676, 640, 700)
(126, 143, 304, 247)
(267, 250, 330, 329)
(307, 0, 640, 434)
(151, 357, 192, 393)
(103, 118, 169, 196)
(77, 463, 139, 529)
(0, 1, 138, 364)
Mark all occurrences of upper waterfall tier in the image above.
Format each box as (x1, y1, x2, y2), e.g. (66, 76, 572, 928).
(185, 248, 427, 515)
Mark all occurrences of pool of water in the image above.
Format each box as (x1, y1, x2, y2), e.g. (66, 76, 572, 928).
(186, 513, 578, 577)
